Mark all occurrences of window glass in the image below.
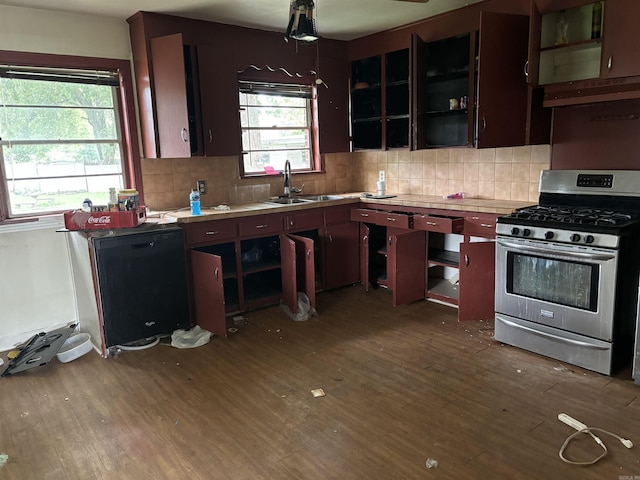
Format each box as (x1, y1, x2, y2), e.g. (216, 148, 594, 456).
(238, 82, 314, 175)
(0, 72, 125, 216)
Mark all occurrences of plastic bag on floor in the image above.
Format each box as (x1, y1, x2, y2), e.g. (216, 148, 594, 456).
(171, 325, 213, 348)
(281, 292, 317, 322)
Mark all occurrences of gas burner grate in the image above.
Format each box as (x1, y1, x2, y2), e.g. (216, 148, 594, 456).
(508, 206, 636, 227)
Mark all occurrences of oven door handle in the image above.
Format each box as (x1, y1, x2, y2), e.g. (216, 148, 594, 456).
(496, 240, 616, 261)
(496, 316, 609, 350)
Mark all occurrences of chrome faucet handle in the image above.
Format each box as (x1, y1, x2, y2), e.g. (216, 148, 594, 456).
(290, 183, 304, 194)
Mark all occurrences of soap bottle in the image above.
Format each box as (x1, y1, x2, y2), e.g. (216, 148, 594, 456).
(190, 188, 201, 215)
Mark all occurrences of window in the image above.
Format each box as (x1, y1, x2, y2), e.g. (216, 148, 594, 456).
(238, 80, 318, 176)
(0, 53, 139, 221)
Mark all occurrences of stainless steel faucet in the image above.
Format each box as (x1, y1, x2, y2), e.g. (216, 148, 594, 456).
(284, 159, 292, 197)
(283, 160, 303, 197)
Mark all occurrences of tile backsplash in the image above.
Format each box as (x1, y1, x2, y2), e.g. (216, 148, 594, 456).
(141, 145, 550, 211)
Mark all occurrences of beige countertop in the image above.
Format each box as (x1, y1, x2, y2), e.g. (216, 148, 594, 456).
(158, 193, 534, 224)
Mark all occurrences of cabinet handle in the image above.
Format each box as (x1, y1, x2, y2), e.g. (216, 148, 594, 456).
(255, 224, 268, 229)
(386, 217, 397, 222)
(524, 60, 529, 77)
(205, 231, 219, 235)
(608, 55, 613, 71)
(214, 267, 219, 280)
(363, 235, 368, 245)
(360, 213, 369, 217)
(481, 116, 487, 133)
(208, 129, 213, 143)
(426, 221, 437, 226)
(464, 255, 469, 267)
(290, 220, 295, 226)
(480, 223, 493, 228)
(388, 236, 392, 246)
(181, 128, 188, 142)
(329, 235, 333, 243)
(307, 250, 311, 260)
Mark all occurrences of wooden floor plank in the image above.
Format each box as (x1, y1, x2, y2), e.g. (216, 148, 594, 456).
(1, 286, 639, 479)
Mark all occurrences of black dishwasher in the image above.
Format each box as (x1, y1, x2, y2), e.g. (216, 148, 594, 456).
(92, 226, 190, 347)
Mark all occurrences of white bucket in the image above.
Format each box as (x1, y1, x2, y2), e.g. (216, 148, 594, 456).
(56, 333, 93, 363)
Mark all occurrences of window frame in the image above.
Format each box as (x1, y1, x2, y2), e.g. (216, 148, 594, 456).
(0, 50, 141, 223)
(237, 71, 320, 178)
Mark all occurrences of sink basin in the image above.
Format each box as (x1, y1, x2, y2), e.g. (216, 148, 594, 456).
(298, 195, 344, 201)
(264, 195, 344, 205)
(264, 197, 313, 205)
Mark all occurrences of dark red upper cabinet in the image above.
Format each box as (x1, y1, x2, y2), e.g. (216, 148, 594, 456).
(197, 45, 242, 157)
(412, 12, 529, 149)
(476, 12, 530, 148)
(150, 33, 201, 158)
(600, 0, 640, 79)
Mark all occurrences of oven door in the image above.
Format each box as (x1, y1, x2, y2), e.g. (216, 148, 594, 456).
(495, 237, 618, 341)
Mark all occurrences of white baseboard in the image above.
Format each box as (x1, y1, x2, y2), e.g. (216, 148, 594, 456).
(0, 322, 77, 353)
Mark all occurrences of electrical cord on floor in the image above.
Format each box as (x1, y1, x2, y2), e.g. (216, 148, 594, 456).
(115, 336, 160, 351)
(558, 413, 633, 465)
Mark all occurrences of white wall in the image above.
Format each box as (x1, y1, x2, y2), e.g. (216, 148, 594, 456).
(0, 5, 133, 351)
(0, 5, 131, 59)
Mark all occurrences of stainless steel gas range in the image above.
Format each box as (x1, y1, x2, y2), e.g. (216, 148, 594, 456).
(495, 170, 640, 376)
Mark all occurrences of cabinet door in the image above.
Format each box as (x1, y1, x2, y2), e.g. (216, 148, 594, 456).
(198, 45, 241, 156)
(391, 230, 426, 307)
(150, 33, 199, 158)
(458, 240, 495, 321)
(281, 234, 316, 314)
(476, 12, 530, 148)
(526, 1, 542, 86)
(600, 0, 640, 79)
(412, 33, 427, 151)
(360, 223, 371, 292)
(291, 234, 316, 309)
(324, 221, 360, 290)
(191, 250, 227, 336)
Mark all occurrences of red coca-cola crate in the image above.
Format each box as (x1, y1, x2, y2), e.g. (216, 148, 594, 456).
(63, 207, 147, 230)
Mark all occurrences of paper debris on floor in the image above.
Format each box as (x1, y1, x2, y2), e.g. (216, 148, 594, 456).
(311, 388, 325, 398)
(170, 325, 212, 348)
(0, 453, 8, 467)
(425, 458, 438, 469)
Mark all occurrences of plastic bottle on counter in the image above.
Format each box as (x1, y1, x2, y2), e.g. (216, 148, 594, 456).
(190, 188, 201, 215)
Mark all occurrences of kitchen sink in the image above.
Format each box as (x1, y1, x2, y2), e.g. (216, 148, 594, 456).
(264, 197, 313, 205)
(298, 195, 344, 201)
(264, 195, 343, 205)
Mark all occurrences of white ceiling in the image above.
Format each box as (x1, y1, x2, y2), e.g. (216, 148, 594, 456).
(1, 0, 484, 41)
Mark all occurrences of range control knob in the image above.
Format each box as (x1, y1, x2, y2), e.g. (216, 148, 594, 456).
(511, 227, 520, 236)
(570, 233, 581, 243)
(523, 228, 531, 237)
(545, 231, 554, 240)
(584, 235, 595, 244)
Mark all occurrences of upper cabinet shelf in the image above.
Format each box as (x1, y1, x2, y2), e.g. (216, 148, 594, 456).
(350, 49, 410, 151)
(537, 3, 603, 85)
(531, 0, 640, 106)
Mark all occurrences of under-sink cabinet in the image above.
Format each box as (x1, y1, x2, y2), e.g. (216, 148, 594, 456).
(182, 212, 319, 336)
(182, 205, 361, 335)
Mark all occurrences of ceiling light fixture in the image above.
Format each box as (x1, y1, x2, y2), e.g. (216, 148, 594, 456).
(284, 0, 318, 43)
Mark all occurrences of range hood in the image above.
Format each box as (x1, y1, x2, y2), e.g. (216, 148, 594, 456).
(544, 75, 640, 107)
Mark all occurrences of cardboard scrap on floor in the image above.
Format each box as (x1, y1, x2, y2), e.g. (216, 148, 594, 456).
(311, 388, 325, 398)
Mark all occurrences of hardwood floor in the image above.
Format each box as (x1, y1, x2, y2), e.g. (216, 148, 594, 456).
(1, 286, 639, 479)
